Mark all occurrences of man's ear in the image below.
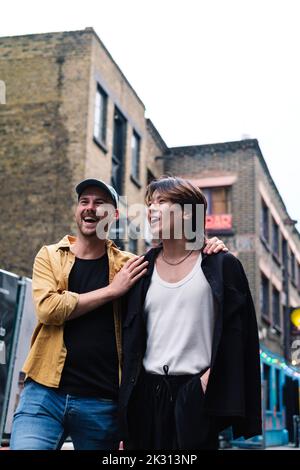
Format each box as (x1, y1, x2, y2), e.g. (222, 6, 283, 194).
(115, 208, 120, 220)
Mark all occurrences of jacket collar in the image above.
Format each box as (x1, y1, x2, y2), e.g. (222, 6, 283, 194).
(144, 245, 208, 276)
(143, 245, 162, 277)
(56, 235, 76, 251)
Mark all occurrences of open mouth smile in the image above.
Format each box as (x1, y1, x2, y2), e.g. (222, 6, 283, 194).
(82, 215, 99, 225)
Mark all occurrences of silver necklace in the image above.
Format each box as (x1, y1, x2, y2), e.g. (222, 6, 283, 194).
(161, 249, 194, 266)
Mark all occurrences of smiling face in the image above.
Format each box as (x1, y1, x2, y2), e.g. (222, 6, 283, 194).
(145, 177, 207, 246)
(75, 186, 116, 238)
(147, 190, 182, 240)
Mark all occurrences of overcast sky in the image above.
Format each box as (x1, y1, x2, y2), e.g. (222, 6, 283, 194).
(1, 0, 299, 229)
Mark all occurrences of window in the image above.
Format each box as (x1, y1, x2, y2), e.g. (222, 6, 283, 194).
(291, 251, 296, 283)
(272, 218, 279, 257)
(282, 237, 288, 268)
(272, 286, 280, 329)
(261, 198, 269, 243)
(275, 368, 281, 411)
(263, 364, 271, 410)
(202, 187, 230, 214)
(93, 85, 107, 144)
(260, 273, 270, 320)
(111, 107, 126, 194)
(131, 131, 141, 182)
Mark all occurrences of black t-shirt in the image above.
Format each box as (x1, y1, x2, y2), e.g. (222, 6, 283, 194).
(59, 253, 119, 399)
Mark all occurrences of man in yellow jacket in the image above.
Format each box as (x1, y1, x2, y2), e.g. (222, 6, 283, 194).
(10, 179, 226, 450)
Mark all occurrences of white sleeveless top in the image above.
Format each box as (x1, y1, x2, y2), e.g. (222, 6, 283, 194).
(143, 253, 215, 375)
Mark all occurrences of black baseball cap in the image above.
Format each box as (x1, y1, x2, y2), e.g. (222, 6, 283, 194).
(76, 179, 118, 208)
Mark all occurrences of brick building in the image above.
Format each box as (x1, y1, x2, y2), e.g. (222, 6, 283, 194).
(0, 28, 164, 276)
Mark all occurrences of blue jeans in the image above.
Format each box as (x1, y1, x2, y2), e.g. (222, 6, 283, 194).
(10, 380, 119, 450)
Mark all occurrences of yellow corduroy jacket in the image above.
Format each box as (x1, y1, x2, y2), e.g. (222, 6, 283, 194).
(23, 235, 134, 388)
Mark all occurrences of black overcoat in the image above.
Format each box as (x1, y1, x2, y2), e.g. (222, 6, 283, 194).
(119, 248, 262, 441)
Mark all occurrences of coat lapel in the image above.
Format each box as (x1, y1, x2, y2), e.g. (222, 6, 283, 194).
(124, 247, 161, 327)
(201, 253, 224, 370)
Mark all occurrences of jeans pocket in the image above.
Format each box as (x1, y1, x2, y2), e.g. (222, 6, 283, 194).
(15, 380, 51, 417)
(97, 397, 115, 403)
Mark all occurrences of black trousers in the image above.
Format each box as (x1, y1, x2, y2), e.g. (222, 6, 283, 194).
(127, 369, 219, 450)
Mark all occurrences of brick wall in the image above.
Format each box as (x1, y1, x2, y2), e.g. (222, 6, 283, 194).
(0, 30, 92, 275)
(254, 148, 300, 354)
(0, 28, 168, 272)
